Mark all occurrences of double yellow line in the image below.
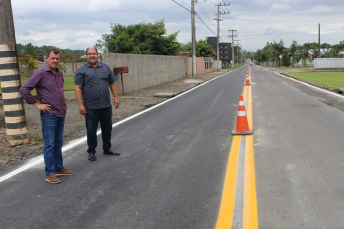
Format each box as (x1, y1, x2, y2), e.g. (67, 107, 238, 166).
(216, 84, 258, 228)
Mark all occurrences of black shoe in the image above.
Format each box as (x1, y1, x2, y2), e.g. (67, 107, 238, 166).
(103, 149, 120, 156)
(88, 152, 96, 161)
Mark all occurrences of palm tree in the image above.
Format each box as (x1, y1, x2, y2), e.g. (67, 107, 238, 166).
(272, 40, 285, 67)
(328, 44, 343, 57)
(290, 41, 297, 67)
(320, 43, 331, 57)
(300, 43, 312, 67)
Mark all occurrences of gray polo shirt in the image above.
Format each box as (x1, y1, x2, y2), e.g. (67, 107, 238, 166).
(74, 62, 116, 109)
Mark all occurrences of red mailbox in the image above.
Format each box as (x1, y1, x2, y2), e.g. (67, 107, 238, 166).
(114, 67, 129, 95)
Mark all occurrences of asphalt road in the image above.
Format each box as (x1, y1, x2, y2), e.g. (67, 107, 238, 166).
(253, 66, 344, 228)
(2, 65, 344, 229)
(0, 67, 245, 229)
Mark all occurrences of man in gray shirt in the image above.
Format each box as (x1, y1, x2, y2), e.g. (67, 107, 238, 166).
(74, 47, 120, 161)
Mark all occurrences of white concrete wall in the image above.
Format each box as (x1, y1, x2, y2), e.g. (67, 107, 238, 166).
(19, 53, 189, 94)
(102, 53, 188, 93)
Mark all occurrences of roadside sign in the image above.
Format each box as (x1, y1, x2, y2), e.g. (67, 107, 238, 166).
(279, 55, 283, 59)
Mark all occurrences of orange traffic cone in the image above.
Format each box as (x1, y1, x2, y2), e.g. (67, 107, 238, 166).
(232, 95, 252, 135)
(245, 74, 251, 85)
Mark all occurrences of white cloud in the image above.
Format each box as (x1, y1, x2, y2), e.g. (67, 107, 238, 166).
(85, 0, 121, 11)
(308, 4, 333, 13)
(8, 0, 344, 51)
(270, 3, 292, 11)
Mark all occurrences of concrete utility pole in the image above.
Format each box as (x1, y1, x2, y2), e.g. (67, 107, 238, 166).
(228, 29, 237, 69)
(318, 23, 321, 57)
(0, 0, 29, 146)
(235, 39, 241, 64)
(214, 3, 229, 71)
(191, 0, 197, 77)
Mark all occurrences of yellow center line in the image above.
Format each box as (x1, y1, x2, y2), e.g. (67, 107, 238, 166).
(215, 73, 258, 228)
(243, 134, 258, 228)
(244, 79, 258, 228)
(215, 135, 241, 229)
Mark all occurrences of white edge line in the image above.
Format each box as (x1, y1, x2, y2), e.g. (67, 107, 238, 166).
(0, 70, 232, 183)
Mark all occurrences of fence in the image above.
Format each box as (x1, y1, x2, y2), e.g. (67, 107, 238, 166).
(18, 54, 88, 77)
(314, 58, 344, 69)
(260, 61, 277, 67)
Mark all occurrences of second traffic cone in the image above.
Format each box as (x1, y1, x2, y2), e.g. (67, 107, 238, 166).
(232, 95, 252, 135)
(245, 74, 251, 85)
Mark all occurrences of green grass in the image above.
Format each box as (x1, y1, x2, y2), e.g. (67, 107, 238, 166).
(279, 66, 314, 70)
(0, 76, 75, 94)
(286, 72, 344, 89)
(62, 76, 76, 91)
(32, 134, 43, 141)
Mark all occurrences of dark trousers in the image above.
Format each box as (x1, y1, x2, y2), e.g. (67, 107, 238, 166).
(85, 106, 112, 153)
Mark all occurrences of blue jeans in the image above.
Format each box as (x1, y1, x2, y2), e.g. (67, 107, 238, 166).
(41, 113, 65, 175)
(85, 106, 112, 153)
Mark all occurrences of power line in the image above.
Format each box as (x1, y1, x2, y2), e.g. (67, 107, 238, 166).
(169, 0, 191, 12)
(231, 3, 344, 16)
(195, 12, 216, 36)
(168, 0, 228, 41)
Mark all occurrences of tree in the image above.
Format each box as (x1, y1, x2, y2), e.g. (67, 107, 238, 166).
(300, 43, 312, 66)
(24, 43, 37, 56)
(180, 39, 216, 57)
(254, 43, 272, 64)
(254, 49, 263, 64)
(96, 19, 180, 56)
(242, 50, 255, 60)
(18, 57, 38, 78)
(272, 40, 285, 67)
(16, 43, 25, 55)
(327, 44, 344, 58)
(320, 43, 331, 57)
(307, 42, 320, 58)
(58, 63, 67, 74)
(290, 41, 297, 67)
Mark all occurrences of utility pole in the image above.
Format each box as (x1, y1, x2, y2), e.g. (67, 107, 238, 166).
(191, 0, 197, 77)
(235, 39, 241, 64)
(0, 0, 29, 146)
(318, 23, 320, 57)
(214, 3, 229, 71)
(228, 29, 237, 69)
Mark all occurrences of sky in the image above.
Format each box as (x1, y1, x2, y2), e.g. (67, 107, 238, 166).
(10, 0, 344, 52)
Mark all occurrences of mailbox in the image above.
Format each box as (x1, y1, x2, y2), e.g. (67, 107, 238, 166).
(114, 67, 129, 74)
(114, 67, 129, 95)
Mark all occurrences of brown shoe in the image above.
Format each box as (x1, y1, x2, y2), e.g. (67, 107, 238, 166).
(45, 174, 61, 184)
(55, 168, 75, 176)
